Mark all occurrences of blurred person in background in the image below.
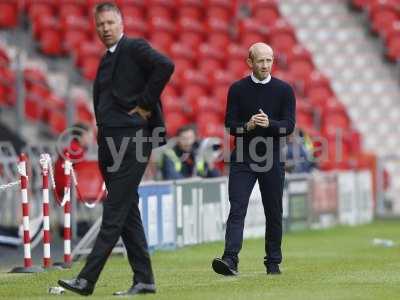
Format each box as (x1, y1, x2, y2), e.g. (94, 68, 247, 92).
(212, 42, 295, 276)
(58, 2, 174, 297)
(160, 124, 220, 180)
(54, 122, 92, 199)
(54, 122, 94, 237)
(284, 128, 316, 173)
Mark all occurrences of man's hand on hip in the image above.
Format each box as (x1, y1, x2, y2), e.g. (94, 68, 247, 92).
(128, 106, 152, 120)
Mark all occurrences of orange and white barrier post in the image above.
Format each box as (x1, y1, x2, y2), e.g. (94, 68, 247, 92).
(10, 153, 43, 273)
(40, 154, 52, 268)
(62, 154, 72, 267)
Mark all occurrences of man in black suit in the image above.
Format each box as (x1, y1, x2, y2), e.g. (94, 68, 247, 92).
(58, 2, 174, 296)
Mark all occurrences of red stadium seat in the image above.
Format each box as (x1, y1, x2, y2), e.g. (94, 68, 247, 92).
(73, 161, 104, 202)
(116, 0, 145, 7)
(196, 96, 225, 117)
(40, 29, 64, 56)
(212, 84, 230, 104)
(284, 45, 312, 67)
(198, 58, 222, 77)
(148, 0, 176, 7)
(74, 40, 104, 68)
(179, 32, 204, 48)
(59, 3, 85, 21)
(227, 43, 248, 59)
(177, 0, 203, 7)
(162, 84, 178, 98)
(24, 92, 43, 121)
(206, 6, 231, 21)
(81, 55, 100, 81)
(181, 70, 209, 90)
(27, 2, 53, 21)
(386, 30, 400, 61)
(26, 82, 51, 100)
(241, 32, 268, 49)
(198, 122, 225, 139)
(207, 32, 231, 49)
(178, 5, 203, 19)
(269, 20, 298, 59)
(162, 95, 186, 115)
(351, 0, 374, 10)
(147, 5, 173, 19)
(177, 18, 204, 46)
(178, 17, 205, 36)
(369, 1, 400, 37)
(296, 100, 314, 130)
(238, 19, 269, 40)
(123, 16, 148, 37)
(272, 70, 296, 88)
(0, 2, 17, 28)
(197, 112, 224, 137)
(238, 17, 271, 48)
(32, 15, 61, 39)
(76, 101, 94, 124)
(62, 15, 91, 33)
(63, 29, 90, 53)
(0, 84, 7, 106)
(321, 101, 351, 135)
(288, 58, 315, 87)
(120, 5, 144, 19)
(165, 112, 190, 136)
(210, 70, 235, 87)
(182, 84, 208, 104)
(251, 0, 280, 26)
(170, 42, 196, 61)
(303, 71, 331, 96)
(206, 17, 230, 35)
(149, 31, 174, 53)
(307, 85, 334, 110)
(171, 57, 195, 83)
(205, 0, 234, 11)
(228, 59, 248, 78)
(198, 43, 224, 62)
(48, 109, 67, 135)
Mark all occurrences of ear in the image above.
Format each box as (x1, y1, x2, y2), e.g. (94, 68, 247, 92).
(246, 57, 253, 69)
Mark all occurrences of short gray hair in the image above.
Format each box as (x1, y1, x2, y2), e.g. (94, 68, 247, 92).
(94, 2, 122, 18)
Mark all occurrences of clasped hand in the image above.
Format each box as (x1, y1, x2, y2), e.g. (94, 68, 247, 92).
(247, 110, 269, 131)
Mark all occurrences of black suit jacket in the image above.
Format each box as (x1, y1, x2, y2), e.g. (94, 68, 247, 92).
(93, 36, 174, 147)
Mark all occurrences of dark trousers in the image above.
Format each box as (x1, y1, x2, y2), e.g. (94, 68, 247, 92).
(79, 127, 154, 285)
(223, 160, 285, 265)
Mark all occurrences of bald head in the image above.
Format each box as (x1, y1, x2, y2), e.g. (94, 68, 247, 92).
(247, 42, 274, 81)
(248, 42, 274, 61)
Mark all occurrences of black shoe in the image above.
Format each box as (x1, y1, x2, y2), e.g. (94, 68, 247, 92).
(113, 282, 156, 296)
(58, 278, 94, 296)
(212, 257, 238, 276)
(266, 263, 281, 275)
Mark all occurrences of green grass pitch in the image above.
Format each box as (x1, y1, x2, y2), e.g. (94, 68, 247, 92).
(1, 220, 399, 299)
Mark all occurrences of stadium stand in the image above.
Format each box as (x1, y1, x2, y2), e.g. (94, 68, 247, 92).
(351, 0, 400, 62)
(1, 0, 399, 204)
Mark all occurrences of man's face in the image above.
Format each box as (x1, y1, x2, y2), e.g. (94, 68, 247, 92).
(247, 48, 274, 81)
(177, 130, 196, 152)
(95, 10, 123, 48)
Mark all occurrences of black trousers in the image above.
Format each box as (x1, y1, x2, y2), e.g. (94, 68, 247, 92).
(223, 160, 285, 265)
(79, 127, 154, 285)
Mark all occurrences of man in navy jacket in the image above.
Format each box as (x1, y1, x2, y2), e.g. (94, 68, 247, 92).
(212, 42, 295, 276)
